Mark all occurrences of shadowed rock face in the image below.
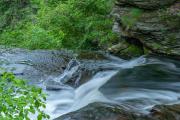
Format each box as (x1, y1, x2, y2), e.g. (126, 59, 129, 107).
(55, 102, 180, 120)
(116, 0, 176, 9)
(110, 0, 180, 58)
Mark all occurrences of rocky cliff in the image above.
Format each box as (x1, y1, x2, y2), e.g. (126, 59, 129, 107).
(109, 0, 180, 59)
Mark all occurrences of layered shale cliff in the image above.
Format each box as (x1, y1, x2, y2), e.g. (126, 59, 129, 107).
(109, 0, 180, 59)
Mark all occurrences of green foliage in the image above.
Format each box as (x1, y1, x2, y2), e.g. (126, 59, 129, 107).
(0, 24, 64, 49)
(37, 0, 117, 49)
(0, 72, 50, 120)
(0, 0, 40, 31)
(121, 8, 142, 29)
(0, 0, 116, 50)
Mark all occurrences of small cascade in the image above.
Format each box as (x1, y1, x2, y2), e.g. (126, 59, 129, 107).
(60, 59, 81, 85)
(44, 59, 81, 90)
(0, 48, 180, 120)
(44, 56, 155, 119)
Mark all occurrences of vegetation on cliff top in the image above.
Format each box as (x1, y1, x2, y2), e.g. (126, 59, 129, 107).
(0, 0, 116, 50)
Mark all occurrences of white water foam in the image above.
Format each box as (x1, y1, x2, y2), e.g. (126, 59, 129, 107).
(44, 56, 150, 119)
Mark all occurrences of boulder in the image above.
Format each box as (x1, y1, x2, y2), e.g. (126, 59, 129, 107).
(0, 47, 73, 84)
(151, 104, 180, 120)
(54, 102, 153, 120)
(55, 102, 180, 120)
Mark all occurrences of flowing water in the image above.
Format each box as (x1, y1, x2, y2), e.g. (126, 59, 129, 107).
(0, 48, 180, 119)
(44, 56, 180, 119)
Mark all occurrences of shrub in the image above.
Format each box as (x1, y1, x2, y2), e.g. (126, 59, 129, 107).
(0, 72, 50, 120)
(39, 0, 116, 49)
(0, 0, 40, 31)
(121, 8, 142, 29)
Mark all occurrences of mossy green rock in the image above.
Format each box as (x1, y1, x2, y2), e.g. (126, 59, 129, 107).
(108, 40, 144, 59)
(112, 1, 180, 58)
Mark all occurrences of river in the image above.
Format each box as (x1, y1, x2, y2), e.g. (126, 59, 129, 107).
(0, 47, 180, 119)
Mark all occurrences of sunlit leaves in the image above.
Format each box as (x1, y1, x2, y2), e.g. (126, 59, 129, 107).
(0, 0, 117, 50)
(0, 72, 50, 120)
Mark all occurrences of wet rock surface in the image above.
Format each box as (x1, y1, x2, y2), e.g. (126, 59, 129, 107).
(110, 0, 180, 58)
(0, 47, 124, 89)
(55, 102, 180, 120)
(54, 102, 150, 120)
(0, 47, 73, 84)
(151, 104, 180, 120)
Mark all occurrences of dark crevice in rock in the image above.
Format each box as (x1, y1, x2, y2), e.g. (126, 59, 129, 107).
(123, 36, 144, 53)
(127, 36, 180, 60)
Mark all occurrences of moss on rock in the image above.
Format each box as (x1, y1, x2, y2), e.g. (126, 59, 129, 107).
(111, 1, 180, 58)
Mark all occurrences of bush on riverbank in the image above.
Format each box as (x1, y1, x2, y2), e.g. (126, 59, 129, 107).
(0, 72, 49, 120)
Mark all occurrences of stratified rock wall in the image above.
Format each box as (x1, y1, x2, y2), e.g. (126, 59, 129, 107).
(110, 0, 180, 58)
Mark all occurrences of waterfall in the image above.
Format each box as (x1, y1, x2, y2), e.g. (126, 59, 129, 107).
(44, 56, 151, 119)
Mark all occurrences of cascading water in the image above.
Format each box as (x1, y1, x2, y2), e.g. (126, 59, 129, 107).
(0, 48, 180, 120)
(43, 56, 180, 119)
